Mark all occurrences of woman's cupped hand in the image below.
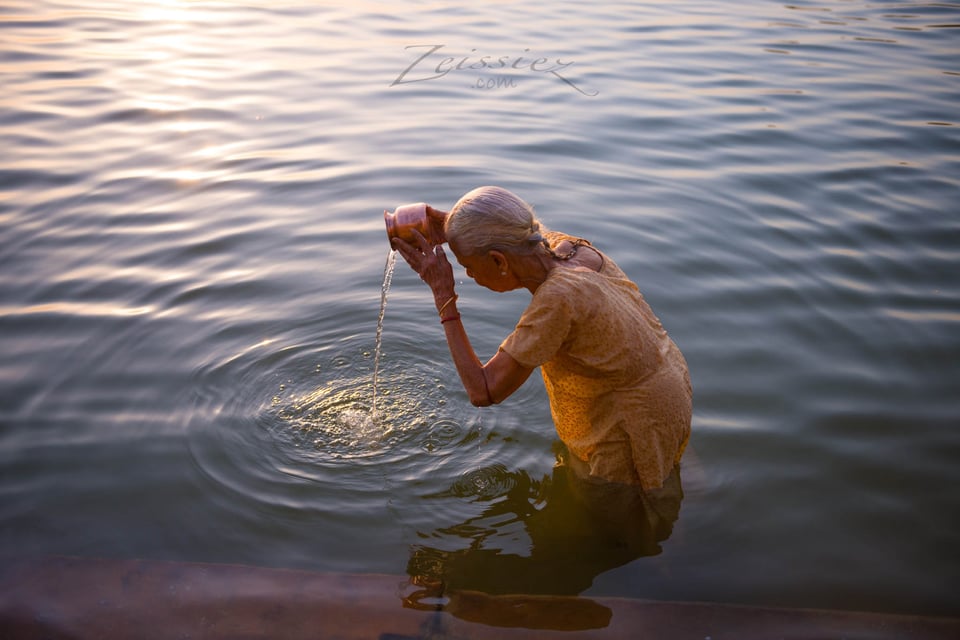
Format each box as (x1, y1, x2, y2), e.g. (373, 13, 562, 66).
(391, 229, 457, 307)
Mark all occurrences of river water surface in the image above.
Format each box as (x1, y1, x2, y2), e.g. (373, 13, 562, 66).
(2, 0, 959, 619)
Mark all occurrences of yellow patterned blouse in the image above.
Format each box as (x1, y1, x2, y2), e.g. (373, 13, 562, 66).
(500, 236, 692, 491)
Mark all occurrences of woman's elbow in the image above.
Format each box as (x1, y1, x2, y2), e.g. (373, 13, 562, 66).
(467, 383, 500, 407)
(468, 392, 496, 408)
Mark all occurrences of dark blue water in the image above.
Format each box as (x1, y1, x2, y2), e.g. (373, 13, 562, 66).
(1, 0, 958, 618)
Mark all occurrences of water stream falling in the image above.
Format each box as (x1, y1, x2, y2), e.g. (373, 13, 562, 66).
(371, 249, 397, 420)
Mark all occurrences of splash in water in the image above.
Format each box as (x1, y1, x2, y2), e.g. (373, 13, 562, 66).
(372, 249, 397, 420)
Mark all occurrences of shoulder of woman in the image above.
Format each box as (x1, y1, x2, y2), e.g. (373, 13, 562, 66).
(538, 266, 605, 303)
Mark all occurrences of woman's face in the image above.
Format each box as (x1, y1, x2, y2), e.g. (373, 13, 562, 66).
(448, 239, 511, 292)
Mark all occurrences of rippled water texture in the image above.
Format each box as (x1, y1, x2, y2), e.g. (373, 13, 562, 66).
(1, 0, 958, 618)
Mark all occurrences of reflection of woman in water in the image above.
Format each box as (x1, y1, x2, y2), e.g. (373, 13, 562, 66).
(392, 186, 692, 492)
(405, 461, 684, 602)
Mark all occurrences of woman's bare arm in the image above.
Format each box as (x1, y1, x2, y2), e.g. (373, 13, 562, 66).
(438, 299, 534, 406)
(391, 231, 534, 406)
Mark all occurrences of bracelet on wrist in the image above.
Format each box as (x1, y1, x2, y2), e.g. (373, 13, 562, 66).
(440, 313, 461, 324)
(437, 294, 458, 317)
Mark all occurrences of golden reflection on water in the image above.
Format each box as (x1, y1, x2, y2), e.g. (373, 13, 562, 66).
(0, 301, 155, 317)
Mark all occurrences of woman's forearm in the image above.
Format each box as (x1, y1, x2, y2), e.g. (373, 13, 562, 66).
(390, 233, 533, 404)
(438, 302, 494, 407)
(438, 301, 535, 407)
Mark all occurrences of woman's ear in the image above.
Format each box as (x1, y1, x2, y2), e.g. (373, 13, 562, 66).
(489, 250, 508, 274)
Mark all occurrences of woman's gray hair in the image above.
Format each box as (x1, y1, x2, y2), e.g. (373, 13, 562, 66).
(445, 186, 549, 257)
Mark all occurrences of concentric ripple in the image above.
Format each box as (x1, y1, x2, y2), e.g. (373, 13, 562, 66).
(419, 418, 466, 453)
(184, 334, 476, 512)
(431, 463, 521, 501)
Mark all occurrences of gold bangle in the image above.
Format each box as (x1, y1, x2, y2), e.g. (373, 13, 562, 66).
(437, 294, 458, 317)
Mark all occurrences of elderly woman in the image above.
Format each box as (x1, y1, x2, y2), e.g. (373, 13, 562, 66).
(392, 186, 691, 492)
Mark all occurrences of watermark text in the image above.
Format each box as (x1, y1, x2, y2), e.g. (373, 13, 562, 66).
(391, 45, 598, 96)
